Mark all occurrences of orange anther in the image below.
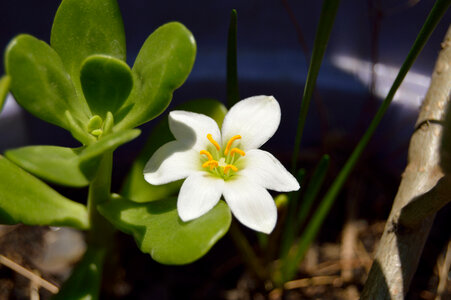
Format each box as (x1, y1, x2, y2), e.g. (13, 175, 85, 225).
(202, 160, 218, 169)
(207, 134, 220, 151)
(224, 135, 242, 155)
(200, 150, 214, 161)
(223, 164, 238, 174)
(230, 148, 245, 157)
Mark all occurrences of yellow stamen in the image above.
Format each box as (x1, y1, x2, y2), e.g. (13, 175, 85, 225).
(200, 150, 214, 161)
(202, 160, 218, 169)
(223, 164, 238, 174)
(230, 148, 245, 157)
(224, 135, 242, 155)
(207, 134, 221, 151)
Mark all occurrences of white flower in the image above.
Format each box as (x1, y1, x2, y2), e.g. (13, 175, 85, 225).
(144, 95, 300, 233)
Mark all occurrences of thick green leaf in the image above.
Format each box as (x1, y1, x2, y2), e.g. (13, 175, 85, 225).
(80, 55, 133, 118)
(4, 130, 139, 188)
(5, 146, 89, 187)
(5, 34, 89, 129)
(115, 22, 196, 131)
(0, 156, 89, 229)
(79, 129, 141, 163)
(51, 0, 126, 94)
(99, 195, 231, 265)
(52, 246, 106, 300)
(122, 99, 227, 203)
(0, 75, 10, 113)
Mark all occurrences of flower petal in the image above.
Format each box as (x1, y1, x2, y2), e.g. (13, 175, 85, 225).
(221, 95, 281, 151)
(144, 141, 199, 185)
(240, 149, 300, 192)
(223, 176, 277, 234)
(177, 172, 224, 221)
(169, 110, 221, 151)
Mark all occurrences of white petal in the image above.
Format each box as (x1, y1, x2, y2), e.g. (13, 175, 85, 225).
(240, 149, 300, 192)
(223, 176, 277, 234)
(177, 172, 224, 221)
(221, 95, 281, 151)
(144, 141, 199, 185)
(169, 110, 221, 151)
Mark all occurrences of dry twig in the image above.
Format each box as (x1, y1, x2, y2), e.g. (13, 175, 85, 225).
(0, 255, 59, 294)
(284, 275, 342, 289)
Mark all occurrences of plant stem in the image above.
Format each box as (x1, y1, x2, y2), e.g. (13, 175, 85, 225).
(229, 222, 268, 281)
(279, 169, 306, 259)
(87, 151, 115, 246)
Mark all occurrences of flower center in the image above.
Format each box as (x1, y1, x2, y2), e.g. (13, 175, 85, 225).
(200, 134, 245, 179)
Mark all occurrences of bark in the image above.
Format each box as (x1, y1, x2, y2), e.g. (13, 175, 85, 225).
(361, 26, 451, 299)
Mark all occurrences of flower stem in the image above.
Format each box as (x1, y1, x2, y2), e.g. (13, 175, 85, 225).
(229, 222, 268, 281)
(87, 151, 115, 247)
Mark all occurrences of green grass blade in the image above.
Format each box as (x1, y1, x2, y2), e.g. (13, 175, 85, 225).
(282, 0, 451, 283)
(295, 154, 330, 229)
(227, 9, 240, 107)
(291, 0, 340, 172)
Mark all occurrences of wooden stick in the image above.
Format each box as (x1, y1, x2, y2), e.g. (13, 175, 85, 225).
(361, 25, 451, 299)
(284, 275, 342, 289)
(0, 255, 59, 294)
(30, 278, 40, 300)
(435, 240, 451, 300)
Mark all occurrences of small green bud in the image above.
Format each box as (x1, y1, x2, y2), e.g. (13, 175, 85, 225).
(87, 115, 103, 134)
(275, 194, 289, 208)
(91, 129, 103, 137)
